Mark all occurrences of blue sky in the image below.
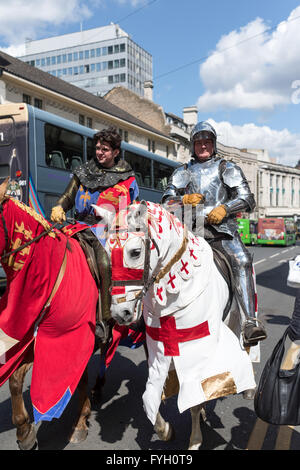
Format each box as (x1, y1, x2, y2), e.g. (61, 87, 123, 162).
(1, 0, 300, 166)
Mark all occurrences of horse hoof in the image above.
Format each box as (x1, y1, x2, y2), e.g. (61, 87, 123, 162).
(17, 424, 37, 451)
(243, 388, 256, 400)
(188, 442, 202, 451)
(69, 428, 88, 444)
(158, 422, 175, 441)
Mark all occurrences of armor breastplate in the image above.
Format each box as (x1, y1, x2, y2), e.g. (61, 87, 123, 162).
(187, 158, 227, 216)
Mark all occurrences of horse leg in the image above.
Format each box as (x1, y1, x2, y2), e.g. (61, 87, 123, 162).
(69, 367, 91, 444)
(9, 354, 36, 450)
(188, 404, 206, 451)
(154, 409, 174, 441)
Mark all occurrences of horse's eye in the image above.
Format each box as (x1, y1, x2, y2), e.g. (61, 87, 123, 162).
(130, 248, 142, 259)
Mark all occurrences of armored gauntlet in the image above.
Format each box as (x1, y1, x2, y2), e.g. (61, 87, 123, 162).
(182, 193, 205, 207)
(207, 205, 227, 224)
(51, 205, 66, 224)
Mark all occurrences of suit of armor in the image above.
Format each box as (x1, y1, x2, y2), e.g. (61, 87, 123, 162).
(162, 121, 266, 346)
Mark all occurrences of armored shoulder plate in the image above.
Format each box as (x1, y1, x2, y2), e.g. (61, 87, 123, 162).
(74, 159, 135, 190)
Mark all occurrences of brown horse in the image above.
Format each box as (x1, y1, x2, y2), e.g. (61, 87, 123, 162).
(0, 178, 108, 450)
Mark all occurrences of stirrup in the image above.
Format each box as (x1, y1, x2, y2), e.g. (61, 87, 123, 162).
(242, 317, 267, 347)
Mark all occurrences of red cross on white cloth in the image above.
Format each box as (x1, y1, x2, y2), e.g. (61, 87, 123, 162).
(146, 315, 210, 356)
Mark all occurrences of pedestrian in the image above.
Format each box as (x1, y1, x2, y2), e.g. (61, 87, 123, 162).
(51, 126, 139, 330)
(281, 288, 300, 369)
(161, 120, 267, 347)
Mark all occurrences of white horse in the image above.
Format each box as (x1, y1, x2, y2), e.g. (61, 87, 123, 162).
(96, 201, 256, 450)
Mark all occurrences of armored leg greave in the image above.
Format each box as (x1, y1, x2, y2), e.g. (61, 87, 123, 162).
(221, 237, 256, 322)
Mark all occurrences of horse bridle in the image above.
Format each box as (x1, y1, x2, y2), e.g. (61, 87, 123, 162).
(110, 216, 189, 318)
(0, 201, 60, 262)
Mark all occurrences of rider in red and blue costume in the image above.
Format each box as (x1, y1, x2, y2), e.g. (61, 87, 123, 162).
(51, 127, 139, 332)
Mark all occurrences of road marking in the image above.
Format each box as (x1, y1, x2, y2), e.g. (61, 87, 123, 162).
(246, 418, 269, 450)
(254, 259, 266, 265)
(270, 253, 280, 258)
(275, 426, 294, 450)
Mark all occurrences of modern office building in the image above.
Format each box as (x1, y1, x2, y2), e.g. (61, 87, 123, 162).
(18, 23, 152, 98)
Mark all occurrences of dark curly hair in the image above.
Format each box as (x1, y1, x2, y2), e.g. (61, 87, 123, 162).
(93, 126, 121, 150)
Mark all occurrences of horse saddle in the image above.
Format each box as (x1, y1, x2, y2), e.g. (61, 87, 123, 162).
(212, 247, 234, 320)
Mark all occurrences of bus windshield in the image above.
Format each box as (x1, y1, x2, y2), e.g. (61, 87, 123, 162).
(257, 217, 296, 246)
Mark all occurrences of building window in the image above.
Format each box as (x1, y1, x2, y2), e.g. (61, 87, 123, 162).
(108, 75, 114, 84)
(79, 114, 85, 126)
(114, 45, 119, 53)
(73, 52, 78, 61)
(124, 131, 128, 142)
(79, 51, 83, 60)
(34, 98, 43, 109)
(120, 43, 126, 52)
(23, 94, 31, 104)
(87, 117, 93, 129)
(108, 61, 113, 69)
(96, 48, 101, 56)
(85, 50, 89, 59)
(102, 47, 107, 56)
(148, 139, 155, 153)
(108, 46, 113, 55)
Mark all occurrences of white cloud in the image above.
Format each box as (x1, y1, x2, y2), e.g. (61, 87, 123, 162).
(197, 6, 300, 112)
(208, 119, 300, 167)
(0, 0, 95, 52)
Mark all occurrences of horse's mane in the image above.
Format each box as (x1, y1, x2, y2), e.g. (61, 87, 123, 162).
(8, 197, 56, 239)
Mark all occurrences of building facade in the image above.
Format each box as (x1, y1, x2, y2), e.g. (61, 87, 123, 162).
(18, 24, 152, 98)
(0, 50, 175, 160)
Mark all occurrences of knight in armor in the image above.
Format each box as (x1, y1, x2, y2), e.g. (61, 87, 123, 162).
(161, 121, 267, 347)
(50, 127, 139, 336)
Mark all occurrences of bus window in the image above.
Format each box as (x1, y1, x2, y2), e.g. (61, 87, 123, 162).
(86, 137, 94, 161)
(124, 150, 152, 188)
(153, 160, 173, 191)
(45, 123, 84, 170)
(0, 116, 15, 146)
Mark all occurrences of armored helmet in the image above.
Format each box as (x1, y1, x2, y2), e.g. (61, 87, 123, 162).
(190, 121, 217, 156)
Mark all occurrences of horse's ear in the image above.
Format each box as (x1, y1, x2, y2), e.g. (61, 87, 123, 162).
(127, 201, 148, 232)
(0, 178, 10, 203)
(91, 204, 115, 229)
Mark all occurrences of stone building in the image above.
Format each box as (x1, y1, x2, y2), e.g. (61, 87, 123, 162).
(0, 50, 176, 159)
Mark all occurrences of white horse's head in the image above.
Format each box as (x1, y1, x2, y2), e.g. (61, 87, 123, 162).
(102, 201, 159, 325)
(102, 201, 206, 326)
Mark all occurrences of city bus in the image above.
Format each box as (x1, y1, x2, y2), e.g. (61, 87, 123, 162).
(257, 217, 297, 246)
(237, 218, 258, 245)
(0, 102, 180, 220)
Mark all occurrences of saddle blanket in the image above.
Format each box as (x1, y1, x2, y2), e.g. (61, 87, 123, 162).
(142, 265, 256, 425)
(0, 236, 98, 423)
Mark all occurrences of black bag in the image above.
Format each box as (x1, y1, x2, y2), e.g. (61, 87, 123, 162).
(254, 328, 300, 425)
